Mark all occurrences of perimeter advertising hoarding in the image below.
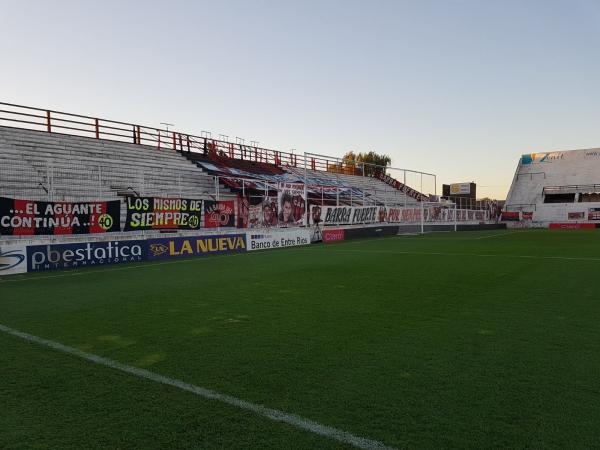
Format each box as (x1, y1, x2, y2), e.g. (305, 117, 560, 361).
(344, 225, 399, 240)
(146, 234, 247, 260)
(246, 229, 311, 251)
(322, 229, 345, 243)
(0, 243, 28, 275)
(26, 240, 146, 272)
(549, 223, 595, 229)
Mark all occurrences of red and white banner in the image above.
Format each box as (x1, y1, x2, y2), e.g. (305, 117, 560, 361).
(0, 197, 120, 235)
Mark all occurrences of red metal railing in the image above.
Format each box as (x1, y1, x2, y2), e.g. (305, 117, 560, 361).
(0, 102, 332, 169)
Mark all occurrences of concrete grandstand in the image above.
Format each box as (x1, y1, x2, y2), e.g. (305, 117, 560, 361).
(504, 148, 600, 227)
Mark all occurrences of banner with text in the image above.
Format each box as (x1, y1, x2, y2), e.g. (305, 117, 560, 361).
(27, 240, 146, 272)
(246, 229, 310, 251)
(0, 197, 120, 235)
(310, 205, 380, 226)
(146, 234, 247, 260)
(124, 197, 202, 231)
(203, 200, 236, 228)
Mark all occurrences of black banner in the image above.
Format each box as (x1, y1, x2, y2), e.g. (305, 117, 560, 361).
(124, 197, 202, 231)
(0, 197, 120, 235)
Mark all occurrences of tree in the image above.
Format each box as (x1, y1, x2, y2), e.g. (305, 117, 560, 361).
(326, 150, 392, 176)
(338, 151, 391, 176)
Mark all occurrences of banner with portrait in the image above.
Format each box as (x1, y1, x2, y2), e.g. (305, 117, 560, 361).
(248, 196, 278, 229)
(277, 183, 306, 226)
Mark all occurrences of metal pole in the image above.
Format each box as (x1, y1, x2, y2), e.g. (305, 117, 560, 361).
(420, 200, 424, 235)
(303, 152, 308, 227)
(454, 203, 458, 232)
(215, 176, 220, 233)
(404, 170, 407, 208)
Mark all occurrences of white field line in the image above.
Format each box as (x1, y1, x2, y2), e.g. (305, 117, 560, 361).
(473, 230, 528, 240)
(0, 323, 396, 450)
(323, 248, 600, 262)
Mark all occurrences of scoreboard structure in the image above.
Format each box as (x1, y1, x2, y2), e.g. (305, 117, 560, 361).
(442, 182, 477, 209)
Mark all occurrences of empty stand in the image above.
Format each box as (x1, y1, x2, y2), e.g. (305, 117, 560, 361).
(0, 126, 230, 202)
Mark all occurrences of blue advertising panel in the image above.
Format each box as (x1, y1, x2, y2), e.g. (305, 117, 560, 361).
(27, 240, 147, 272)
(146, 234, 247, 260)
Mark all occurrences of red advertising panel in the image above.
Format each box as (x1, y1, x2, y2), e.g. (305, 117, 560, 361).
(501, 211, 520, 221)
(549, 223, 595, 229)
(323, 228, 345, 243)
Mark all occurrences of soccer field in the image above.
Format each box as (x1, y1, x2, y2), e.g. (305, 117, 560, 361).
(1, 229, 599, 449)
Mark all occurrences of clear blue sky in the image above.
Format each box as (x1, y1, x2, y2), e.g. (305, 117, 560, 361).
(2, 0, 600, 198)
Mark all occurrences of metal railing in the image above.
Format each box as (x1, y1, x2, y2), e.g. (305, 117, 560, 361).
(543, 184, 600, 194)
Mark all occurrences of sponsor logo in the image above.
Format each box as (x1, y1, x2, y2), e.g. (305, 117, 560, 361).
(323, 229, 345, 243)
(149, 243, 169, 257)
(98, 213, 114, 230)
(27, 240, 145, 272)
(0, 248, 25, 271)
(521, 152, 565, 165)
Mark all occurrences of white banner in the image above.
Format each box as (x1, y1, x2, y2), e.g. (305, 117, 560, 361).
(311, 205, 489, 225)
(310, 205, 381, 226)
(246, 229, 311, 251)
(0, 243, 28, 275)
(277, 183, 306, 226)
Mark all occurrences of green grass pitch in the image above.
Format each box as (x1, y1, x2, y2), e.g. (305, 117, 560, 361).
(1, 229, 599, 449)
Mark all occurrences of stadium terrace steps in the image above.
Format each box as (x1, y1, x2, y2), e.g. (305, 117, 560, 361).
(0, 126, 230, 201)
(284, 166, 418, 206)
